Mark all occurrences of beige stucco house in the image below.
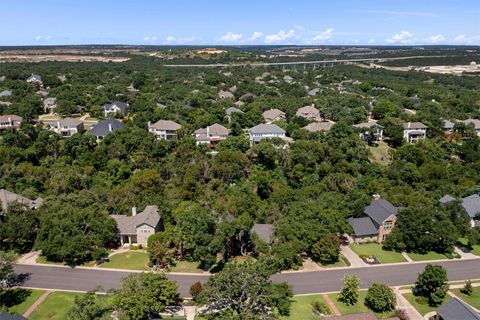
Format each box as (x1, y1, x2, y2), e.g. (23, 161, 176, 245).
(111, 205, 161, 246)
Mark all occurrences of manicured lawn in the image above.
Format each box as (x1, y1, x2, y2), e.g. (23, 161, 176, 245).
(452, 287, 480, 309)
(471, 245, 480, 256)
(406, 251, 449, 262)
(100, 251, 150, 271)
(350, 243, 406, 264)
(169, 260, 204, 273)
(29, 291, 81, 320)
(6, 289, 45, 314)
(37, 256, 96, 267)
(329, 291, 395, 319)
(281, 294, 331, 320)
(403, 292, 451, 315)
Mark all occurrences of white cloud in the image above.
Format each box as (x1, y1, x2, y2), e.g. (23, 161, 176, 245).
(264, 29, 296, 43)
(143, 36, 158, 42)
(248, 31, 263, 41)
(352, 40, 360, 44)
(312, 28, 334, 41)
(387, 31, 414, 44)
(454, 34, 480, 44)
(35, 35, 52, 41)
(165, 36, 177, 43)
(368, 38, 376, 44)
(163, 36, 198, 44)
(424, 34, 446, 43)
(220, 32, 243, 42)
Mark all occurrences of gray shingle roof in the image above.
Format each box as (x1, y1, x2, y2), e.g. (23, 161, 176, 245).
(0, 311, 28, 320)
(403, 122, 427, 129)
(150, 120, 181, 131)
(111, 205, 160, 235)
(0, 90, 12, 97)
(365, 199, 398, 227)
(58, 117, 83, 127)
(103, 101, 128, 113)
(251, 224, 274, 243)
(443, 120, 455, 130)
(436, 297, 480, 320)
(0, 189, 42, 212)
(348, 217, 378, 237)
(249, 124, 286, 135)
(308, 88, 320, 96)
(303, 122, 334, 132)
(225, 107, 243, 116)
(89, 118, 124, 138)
(461, 194, 480, 218)
(439, 194, 456, 204)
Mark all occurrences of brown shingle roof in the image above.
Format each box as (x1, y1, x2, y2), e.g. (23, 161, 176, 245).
(150, 120, 181, 131)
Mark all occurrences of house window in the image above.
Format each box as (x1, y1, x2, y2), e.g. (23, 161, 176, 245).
(383, 221, 393, 229)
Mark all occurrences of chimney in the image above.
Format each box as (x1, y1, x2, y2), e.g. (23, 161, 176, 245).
(108, 123, 112, 132)
(372, 194, 381, 201)
(132, 206, 137, 216)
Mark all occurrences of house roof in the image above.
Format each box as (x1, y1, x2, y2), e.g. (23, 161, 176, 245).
(89, 118, 124, 138)
(249, 123, 286, 135)
(303, 122, 334, 132)
(0, 311, 28, 320)
(326, 312, 378, 320)
(111, 205, 161, 235)
(150, 120, 181, 131)
(461, 194, 480, 218)
(443, 120, 455, 129)
(365, 199, 398, 227)
(44, 97, 57, 104)
(308, 88, 320, 96)
(218, 90, 234, 99)
(225, 107, 243, 116)
(263, 109, 285, 121)
(195, 123, 229, 136)
(27, 75, 42, 82)
(436, 297, 480, 320)
(104, 101, 128, 113)
(0, 90, 12, 97)
(296, 105, 320, 116)
(462, 118, 480, 130)
(348, 217, 378, 237)
(403, 122, 427, 129)
(439, 194, 456, 204)
(354, 122, 383, 129)
(0, 189, 42, 212)
(251, 224, 274, 243)
(58, 117, 82, 127)
(0, 115, 22, 122)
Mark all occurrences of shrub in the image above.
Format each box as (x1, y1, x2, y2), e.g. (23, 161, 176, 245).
(338, 274, 360, 306)
(311, 300, 331, 315)
(311, 234, 340, 265)
(461, 280, 473, 296)
(394, 308, 410, 320)
(190, 281, 204, 302)
(364, 283, 396, 313)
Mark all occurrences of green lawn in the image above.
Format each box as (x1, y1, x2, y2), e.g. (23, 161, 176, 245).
(281, 294, 331, 320)
(99, 251, 150, 270)
(320, 255, 349, 268)
(329, 291, 395, 319)
(29, 291, 81, 320)
(37, 255, 96, 267)
(6, 289, 45, 314)
(406, 251, 449, 262)
(403, 292, 451, 315)
(169, 260, 204, 273)
(452, 287, 480, 309)
(471, 245, 480, 256)
(350, 243, 406, 264)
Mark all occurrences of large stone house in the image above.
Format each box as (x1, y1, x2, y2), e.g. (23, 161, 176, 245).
(348, 198, 399, 243)
(0, 115, 22, 131)
(248, 124, 286, 144)
(148, 120, 182, 141)
(440, 194, 480, 228)
(103, 101, 128, 117)
(403, 122, 427, 143)
(263, 109, 286, 124)
(111, 206, 162, 246)
(194, 123, 229, 149)
(0, 189, 43, 213)
(88, 118, 124, 142)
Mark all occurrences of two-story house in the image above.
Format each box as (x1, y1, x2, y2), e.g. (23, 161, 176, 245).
(249, 123, 286, 144)
(26, 74, 43, 87)
(0, 115, 22, 131)
(47, 118, 84, 137)
(262, 109, 286, 124)
(348, 197, 400, 243)
(194, 123, 229, 149)
(111, 205, 162, 246)
(89, 118, 124, 142)
(148, 120, 182, 141)
(43, 97, 57, 113)
(296, 104, 323, 122)
(103, 101, 128, 117)
(403, 122, 427, 143)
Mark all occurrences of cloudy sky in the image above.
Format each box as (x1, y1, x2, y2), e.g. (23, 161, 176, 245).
(1, 0, 479, 46)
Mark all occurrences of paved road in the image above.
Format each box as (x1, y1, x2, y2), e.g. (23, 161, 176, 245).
(14, 259, 480, 296)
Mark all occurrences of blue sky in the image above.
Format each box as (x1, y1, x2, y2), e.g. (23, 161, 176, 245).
(1, 0, 479, 46)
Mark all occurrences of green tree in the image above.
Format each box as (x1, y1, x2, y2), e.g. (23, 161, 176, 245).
(311, 234, 340, 265)
(414, 264, 449, 306)
(338, 275, 360, 306)
(364, 283, 396, 313)
(68, 291, 111, 320)
(113, 273, 180, 320)
(461, 280, 473, 296)
(0, 203, 39, 253)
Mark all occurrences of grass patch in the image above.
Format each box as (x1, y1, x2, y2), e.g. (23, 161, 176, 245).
(320, 255, 349, 268)
(406, 251, 449, 262)
(99, 251, 150, 271)
(29, 291, 81, 320)
(471, 245, 480, 256)
(368, 141, 391, 166)
(350, 243, 406, 264)
(329, 291, 395, 319)
(403, 292, 451, 315)
(5, 289, 45, 314)
(281, 294, 331, 320)
(169, 260, 204, 273)
(37, 255, 96, 267)
(452, 287, 480, 309)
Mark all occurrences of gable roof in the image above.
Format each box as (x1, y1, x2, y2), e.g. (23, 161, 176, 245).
(303, 122, 334, 132)
(0, 115, 22, 123)
(195, 123, 229, 136)
(249, 124, 286, 135)
(104, 101, 128, 113)
(365, 199, 398, 227)
(348, 217, 379, 237)
(439, 194, 456, 204)
(57, 117, 83, 127)
(0, 189, 42, 212)
(251, 224, 274, 243)
(150, 120, 181, 131)
(263, 109, 285, 121)
(111, 205, 161, 235)
(461, 194, 480, 218)
(436, 297, 480, 320)
(462, 119, 480, 130)
(403, 122, 427, 130)
(0, 90, 12, 97)
(89, 118, 124, 138)
(443, 120, 455, 130)
(296, 105, 320, 116)
(27, 74, 42, 82)
(225, 107, 243, 116)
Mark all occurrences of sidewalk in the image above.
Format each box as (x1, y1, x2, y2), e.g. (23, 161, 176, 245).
(394, 287, 423, 320)
(340, 245, 368, 267)
(23, 290, 52, 318)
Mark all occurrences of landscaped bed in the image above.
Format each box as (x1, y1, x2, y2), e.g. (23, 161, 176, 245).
(29, 291, 82, 320)
(349, 243, 406, 264)
(403, 292, 451, 315)
(6, 289, 45, 315)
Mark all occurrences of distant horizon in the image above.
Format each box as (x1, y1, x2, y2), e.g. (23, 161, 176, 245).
(1, 0, 479, 46)
(1, 44, 479, 48)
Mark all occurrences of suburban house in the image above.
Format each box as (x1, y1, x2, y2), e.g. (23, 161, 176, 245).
(111, 205, 162, 246)
(43, 97, 57, 113)
(239, 92, 255, 102)
(26, 74, 43, 87)
(348, 197, 400, 243)
(89, 118, 124, 142)
(45, 118, 84, 137)
(0, 189, 43, 213)
(263, 109, 286, 124)
(308, 88, 321, 96)
(251, 224, 274, 244)
(248, 123, 286, 144)
(194, 123, 229, 148)
(296, 104, 323, 121)
(403, 122, 427, 143)
(440, 194, 480, 227)
(103, 101, 128, 117)
(435, 297, 480, 320)
(218, 90, 234, 100)
(442, 120, 455, 134)
(148, 120, 182, 141)
(303, 121, 334, 133)
(0, 115, 22, 131)
(461, 118, 480, 136)
(354, 122, 384, 141)
(0, 90, 12, 97)
(225, 106, 243, 122)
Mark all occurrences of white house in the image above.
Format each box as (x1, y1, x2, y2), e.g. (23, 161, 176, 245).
(403, 122, 427, 143)
(46, 118, 84, 137)
(0, 115, 22, 131)
(103, 102, 128, 117)
(194, 123, 229, 149)
(249, 124, 286, 144)
(148, 120, 182, 141)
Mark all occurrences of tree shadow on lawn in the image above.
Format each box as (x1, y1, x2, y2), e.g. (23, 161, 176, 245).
(0, 288, 32, 308)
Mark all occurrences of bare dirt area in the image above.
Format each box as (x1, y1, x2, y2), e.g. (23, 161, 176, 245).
(0, 54, 129, 63)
